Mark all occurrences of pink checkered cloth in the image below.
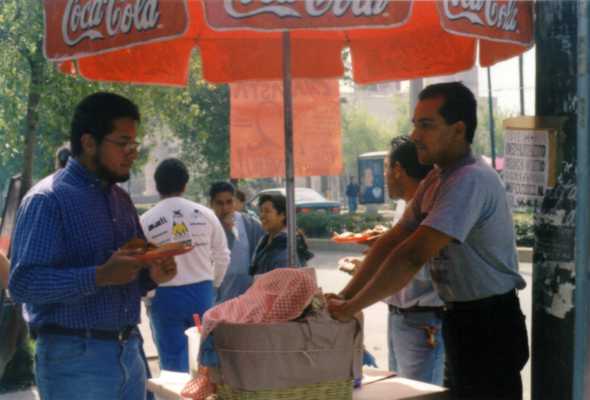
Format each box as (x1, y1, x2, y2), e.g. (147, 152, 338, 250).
(181, 268, 318, 399)
(202, 267, 318, 338)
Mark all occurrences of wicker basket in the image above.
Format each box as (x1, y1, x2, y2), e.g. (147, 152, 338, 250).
(217, 379, 353, 400)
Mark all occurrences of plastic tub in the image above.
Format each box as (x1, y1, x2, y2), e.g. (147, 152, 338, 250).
(184, 327, 201, 377)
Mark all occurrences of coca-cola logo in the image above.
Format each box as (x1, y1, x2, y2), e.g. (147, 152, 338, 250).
(223, 0, 390, 19)
(62, 0, 161, 47)
(443, 0, 519, 32)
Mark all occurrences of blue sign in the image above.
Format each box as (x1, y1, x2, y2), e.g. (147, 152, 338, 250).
(358, 158, 385, 204)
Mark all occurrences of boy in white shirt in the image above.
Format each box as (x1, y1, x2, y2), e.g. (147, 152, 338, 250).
(141, 158, 230, 372)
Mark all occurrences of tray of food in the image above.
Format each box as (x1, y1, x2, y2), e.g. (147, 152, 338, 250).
(122, 238, 193, 262)
(331, 225, 388, 244)
(337, 256, 363, 276)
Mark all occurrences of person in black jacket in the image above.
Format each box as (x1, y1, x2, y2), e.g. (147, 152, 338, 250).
(250, 193, 313, 276)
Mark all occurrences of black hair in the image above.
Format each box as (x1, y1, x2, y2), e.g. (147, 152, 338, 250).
(418, 82, 477, 143)
(235, 189, 246, 203)
(258, 193, 286, 223)
(56, 147, 71, 169)
(154, 158, 189, 195)
(389, 136, 433, 180)
(70, 92, 140, 157)
(209, 181, 235, 201)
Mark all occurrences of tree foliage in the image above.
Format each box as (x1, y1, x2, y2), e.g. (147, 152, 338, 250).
(341, 106, 395, 177)
(473, 101, 513, 158)
(156, 60, 230, 201)
(0, 1, 230, 199)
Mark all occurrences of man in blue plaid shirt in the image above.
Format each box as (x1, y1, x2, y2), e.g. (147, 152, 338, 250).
(9, 92, 177, 400)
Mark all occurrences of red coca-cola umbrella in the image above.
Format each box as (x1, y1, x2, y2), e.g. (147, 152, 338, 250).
(42, 0, 534, 263)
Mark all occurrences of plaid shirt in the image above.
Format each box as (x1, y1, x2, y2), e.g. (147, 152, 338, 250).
(9, 159, 155, 330)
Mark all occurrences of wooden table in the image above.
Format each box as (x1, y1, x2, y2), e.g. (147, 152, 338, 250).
(147, 369, 449, 400)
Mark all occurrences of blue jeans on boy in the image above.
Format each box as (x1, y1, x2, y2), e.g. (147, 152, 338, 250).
(387, 308, 445, 385)
(35, 331, 146, 400)
(149, 280, 214, 372)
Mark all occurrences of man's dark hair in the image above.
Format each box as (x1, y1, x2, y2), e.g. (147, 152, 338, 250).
(70, 92, 140, 156)
(56, 147, 71, 169)
(154, 158, 189, 196)
(235, 189, 246, 203)
(418, 82, 477, 143)
(389, 136, 433, 180)
(209, 181, 235, 200)
(258, 193, 286, 219)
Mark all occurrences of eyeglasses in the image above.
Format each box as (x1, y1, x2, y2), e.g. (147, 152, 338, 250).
(102, 137, 141, 152)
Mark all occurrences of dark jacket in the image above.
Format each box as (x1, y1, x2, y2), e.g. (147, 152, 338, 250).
(250, 231, 314, 276)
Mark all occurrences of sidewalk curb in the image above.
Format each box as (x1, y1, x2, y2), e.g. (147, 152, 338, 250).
(309, 238, 534, 263)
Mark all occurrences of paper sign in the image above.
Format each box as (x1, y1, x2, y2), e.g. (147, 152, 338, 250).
(503, 117, 565, 210)
(504, 130, 549, 208)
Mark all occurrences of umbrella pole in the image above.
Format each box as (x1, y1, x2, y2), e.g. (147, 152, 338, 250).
(282, 30, 297, 266)
(519, 55, 525, 116)
(487, 67, 497, 170)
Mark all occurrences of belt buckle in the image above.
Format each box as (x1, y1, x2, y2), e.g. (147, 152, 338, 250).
(119, 326, 135, 342)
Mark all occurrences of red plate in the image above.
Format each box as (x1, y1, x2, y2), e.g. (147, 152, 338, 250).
(133, 244, 194, 262)
(332, 234, 382, 244)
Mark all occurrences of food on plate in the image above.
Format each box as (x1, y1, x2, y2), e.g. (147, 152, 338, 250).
(338, 256, 364, 275)
(121, 238, 192, 261)
(331, 224, 388, 244)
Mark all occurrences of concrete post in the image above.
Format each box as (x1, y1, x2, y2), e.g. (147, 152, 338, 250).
(533, 2, 578, 400)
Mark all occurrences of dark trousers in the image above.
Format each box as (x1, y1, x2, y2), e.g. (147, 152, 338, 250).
(443, 290, 529, 400)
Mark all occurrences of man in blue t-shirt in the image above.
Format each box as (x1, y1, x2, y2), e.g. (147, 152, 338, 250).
(209, 182, 264, 303)
(329, 82, 528, 399)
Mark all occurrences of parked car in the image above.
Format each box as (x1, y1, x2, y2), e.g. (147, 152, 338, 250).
(247, 187, 341, 215)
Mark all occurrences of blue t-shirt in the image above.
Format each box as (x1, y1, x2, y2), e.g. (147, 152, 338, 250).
(400, 153, 526, 302)
(216, 212, 252, 302)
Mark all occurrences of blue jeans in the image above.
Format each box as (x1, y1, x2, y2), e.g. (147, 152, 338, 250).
(35, 331, 146, 400)
(149, 281, 214, 372)
(388, 309, 445, 385)
(348, 197, 358, 213)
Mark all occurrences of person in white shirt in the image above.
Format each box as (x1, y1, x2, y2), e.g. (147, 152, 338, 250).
(140, 158, 230, 373)
(382, 136, 444, 384)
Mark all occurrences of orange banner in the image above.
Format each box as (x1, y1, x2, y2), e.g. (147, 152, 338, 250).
(437, 0, 533, 46)
(230, 79, 342, 179)
(203, 0, 412, 31)
(43, 0, 189, 61)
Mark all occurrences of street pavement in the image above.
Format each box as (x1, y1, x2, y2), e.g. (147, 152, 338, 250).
(0, 247, 533, 400)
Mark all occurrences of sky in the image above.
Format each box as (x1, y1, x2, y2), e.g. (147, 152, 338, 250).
(479, 47, 536, 116)
(394, 46, 536, 117)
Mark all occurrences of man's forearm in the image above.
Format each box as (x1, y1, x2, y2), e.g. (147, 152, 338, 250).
(347, 243, 423, 312)
(339, 224, 408, 299)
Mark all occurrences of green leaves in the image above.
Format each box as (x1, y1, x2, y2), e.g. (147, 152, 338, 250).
(0, 0, 230, 196)
(341, 105, 396, 177)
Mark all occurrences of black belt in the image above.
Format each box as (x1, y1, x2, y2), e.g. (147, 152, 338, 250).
(388, 304, 444, 314)
(31, 324, 138, 342)
(445, 289, 517, 311)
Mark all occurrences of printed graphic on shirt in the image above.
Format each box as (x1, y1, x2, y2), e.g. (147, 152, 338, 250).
(191, 208, 207, 226)
(148, 216, 167, 232)
(172, 209, 191, 244)
(430, 248, 451, 287)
